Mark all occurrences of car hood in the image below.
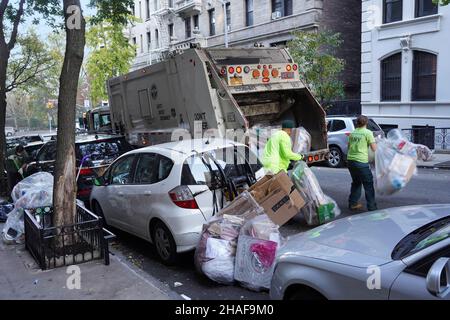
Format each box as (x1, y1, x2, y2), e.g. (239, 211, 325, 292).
(279, 205, 450, 267)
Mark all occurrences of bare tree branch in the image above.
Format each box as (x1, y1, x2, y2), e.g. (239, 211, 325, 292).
(8, 0, 26, 51)
(0, 0, 10, 45)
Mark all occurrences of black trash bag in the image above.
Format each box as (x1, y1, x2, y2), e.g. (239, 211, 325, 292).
(0, 204, 14, 223)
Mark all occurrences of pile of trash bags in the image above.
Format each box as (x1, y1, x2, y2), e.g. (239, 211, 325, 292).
(374, 129, 418, 196)
(195, 191, 284, 291)
(2, 172, 54, 244)
(291, 161, 341, 226)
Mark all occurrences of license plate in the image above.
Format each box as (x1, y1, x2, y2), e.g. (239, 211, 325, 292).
(229, 77, 243, 86)
(281, 72, 295, 79)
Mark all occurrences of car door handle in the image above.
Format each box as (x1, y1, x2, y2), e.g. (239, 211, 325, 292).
(144, 191, 152, 196)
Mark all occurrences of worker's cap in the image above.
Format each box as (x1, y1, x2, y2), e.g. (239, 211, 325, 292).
(282, 120, 295, 129)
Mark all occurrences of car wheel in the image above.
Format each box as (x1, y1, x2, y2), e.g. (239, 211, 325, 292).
(328, 146, 343, 168)
(92, 201, 108, 227)
(152, 221, 178, 265)
(6, 132, 12, 137)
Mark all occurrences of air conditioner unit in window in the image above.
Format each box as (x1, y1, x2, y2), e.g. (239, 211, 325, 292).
(272, 11, 282, 20)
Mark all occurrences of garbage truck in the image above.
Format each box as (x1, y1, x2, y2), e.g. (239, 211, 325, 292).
(107, 47, 328, 164)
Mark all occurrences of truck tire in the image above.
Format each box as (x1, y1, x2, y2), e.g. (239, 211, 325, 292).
(152, 221, 178, 265)
(327, 146, 343, 168)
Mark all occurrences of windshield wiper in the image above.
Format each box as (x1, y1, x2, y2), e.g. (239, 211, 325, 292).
(392, 216, 450, 260)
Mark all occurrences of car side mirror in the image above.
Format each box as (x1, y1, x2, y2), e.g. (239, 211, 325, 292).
(426, 257, 450, 298)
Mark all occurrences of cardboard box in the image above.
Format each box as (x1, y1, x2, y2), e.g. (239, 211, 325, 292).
(249, 172, 305, 226)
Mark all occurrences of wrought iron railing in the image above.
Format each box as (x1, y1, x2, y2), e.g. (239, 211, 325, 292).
(402, 127, 450, 151)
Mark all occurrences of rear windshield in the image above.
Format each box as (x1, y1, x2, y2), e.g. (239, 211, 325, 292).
(181, 146, 262, 186)
(76, 138, 133, 166)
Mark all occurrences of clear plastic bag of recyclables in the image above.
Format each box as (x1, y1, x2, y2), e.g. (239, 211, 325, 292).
(194, 191, 264, 284)
(375, 130, 418, 196)
(2, 172, 54, 243)
(235, 215, 284, 291)
(291, 161, 341, 226)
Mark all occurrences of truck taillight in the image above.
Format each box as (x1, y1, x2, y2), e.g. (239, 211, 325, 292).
(220, 67, 227, 75)
(293, 64, 298, 71)
(262, 69, 270, 78)
(244, 66, 250, 73)
(228, 67, 235, 74)
(286, 65, 292, 71)
(252, 70, 260, 78)
(169, 186, 199, 210)
(271, 69, 279, 78)
(236, 66, 242, 74)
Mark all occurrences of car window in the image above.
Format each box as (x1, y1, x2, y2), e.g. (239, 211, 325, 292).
(367, 119, 381, 132)
(331, 120, 346, 132)
(76, 138, 132, 166)
(134, 154, 174, 184)
(110, 156, 135, 185)
(158, 155, 174, 181)
(37, 142, 56, 162)
(405, 245, 450, 278)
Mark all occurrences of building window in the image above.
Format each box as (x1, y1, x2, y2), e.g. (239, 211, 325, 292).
(416, 0, 438, 18)
(131, 4, 135, 16)
(245, 0, 253, 26)
(140, 34, 143, 53)
(383, 0, 402, 23)
(168, 23, 174, 39)
(185, 17, 191, 39)
(226, 2, 231, 31)
(412, 51, 437, 101)
(132, 37, 137, 54)
(381, 52, 402, 101)
(209, 9, 216, 36)
(146, 0, 150, 19)
(155, 29, 159, 48)
(153, 0, 158, 11)
(147, 31, 151, 50)
(139, 1, 142, 19)
(272, 0, 293, 17)
(193, 14, 199, 30)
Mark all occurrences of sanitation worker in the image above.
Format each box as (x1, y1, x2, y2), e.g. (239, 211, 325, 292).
(347, 115, 378, 212)
(5, 145, 30, 196)
(261, 120, 303, 174)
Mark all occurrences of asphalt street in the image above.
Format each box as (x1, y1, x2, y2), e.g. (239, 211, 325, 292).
(111, 166, 450, 300)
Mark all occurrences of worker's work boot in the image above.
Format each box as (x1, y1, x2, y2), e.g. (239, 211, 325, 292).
(349, 203, 363, 211)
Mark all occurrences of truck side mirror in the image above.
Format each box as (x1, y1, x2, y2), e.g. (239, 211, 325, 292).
(426, 257, 450, 298)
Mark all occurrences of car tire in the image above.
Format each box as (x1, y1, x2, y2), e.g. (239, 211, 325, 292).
(328, 146, 344, 168)
(152, 221, 178, 265)
(92, 200, 108, 227)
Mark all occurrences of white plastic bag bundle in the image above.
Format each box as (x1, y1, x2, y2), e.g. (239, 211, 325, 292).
(291, 161, 341, 226)
(2, 172, 54, 243)
(292, 127, 312, 155)
(375, 130, 417, 196)
(416, 144, 434, 162)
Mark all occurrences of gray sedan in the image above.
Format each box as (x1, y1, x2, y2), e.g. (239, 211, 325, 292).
(271, 204, 450, 300)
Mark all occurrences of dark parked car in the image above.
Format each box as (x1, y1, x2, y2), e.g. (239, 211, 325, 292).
(27, 134, 133, 202)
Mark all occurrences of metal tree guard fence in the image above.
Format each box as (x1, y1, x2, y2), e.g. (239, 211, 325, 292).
(24, 204, 115, 270)
(401, 127, 450, 151)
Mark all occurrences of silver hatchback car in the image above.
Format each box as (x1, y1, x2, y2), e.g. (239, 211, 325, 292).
(326, 116, 384, 168)
(270, 204, 450, 300)
(90, 139, 263, 264)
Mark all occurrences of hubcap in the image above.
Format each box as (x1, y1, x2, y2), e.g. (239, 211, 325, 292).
(155, 228, 171, 260)
(329, 150, 340, 166)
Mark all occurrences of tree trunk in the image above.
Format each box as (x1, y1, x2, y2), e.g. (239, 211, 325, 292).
(52, 0, 86, 230)
(0, 46, 10, 195)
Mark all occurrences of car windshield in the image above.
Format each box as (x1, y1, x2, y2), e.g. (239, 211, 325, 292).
(392, 216, 450, 259)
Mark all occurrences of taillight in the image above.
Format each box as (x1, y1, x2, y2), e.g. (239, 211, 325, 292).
(220, 66, 227, 75)
(77, 188, 91, 197)
(262, 69, 270, 78)
(345, 132, 351, 137)
(244, 66, 250, 73)
(308, 156, 314, 162)
(314, 155, 320, 161)
(293, 64, 298, 71)
(252, 69, 260, 78)
(286, 65, 292, 71)
(169, 186, 199, 210)
(228, 66, 235, 74)
(79, 168, 94, 176)
(236, 66, 242, 74)
(271, 69, 279, 78)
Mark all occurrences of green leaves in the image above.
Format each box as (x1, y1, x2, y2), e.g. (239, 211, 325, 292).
(288, 30, 345, 110)
(433, 0, 449, 5)
(85, 18, 135, 103)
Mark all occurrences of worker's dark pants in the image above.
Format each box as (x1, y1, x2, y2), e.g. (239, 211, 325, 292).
(347, 160, 377, 211)
(7, 172, 21, 198)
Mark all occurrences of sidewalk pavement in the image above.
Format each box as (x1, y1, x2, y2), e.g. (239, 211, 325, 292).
(0, 229, 179, 300)
(417, 152, 450, 169)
